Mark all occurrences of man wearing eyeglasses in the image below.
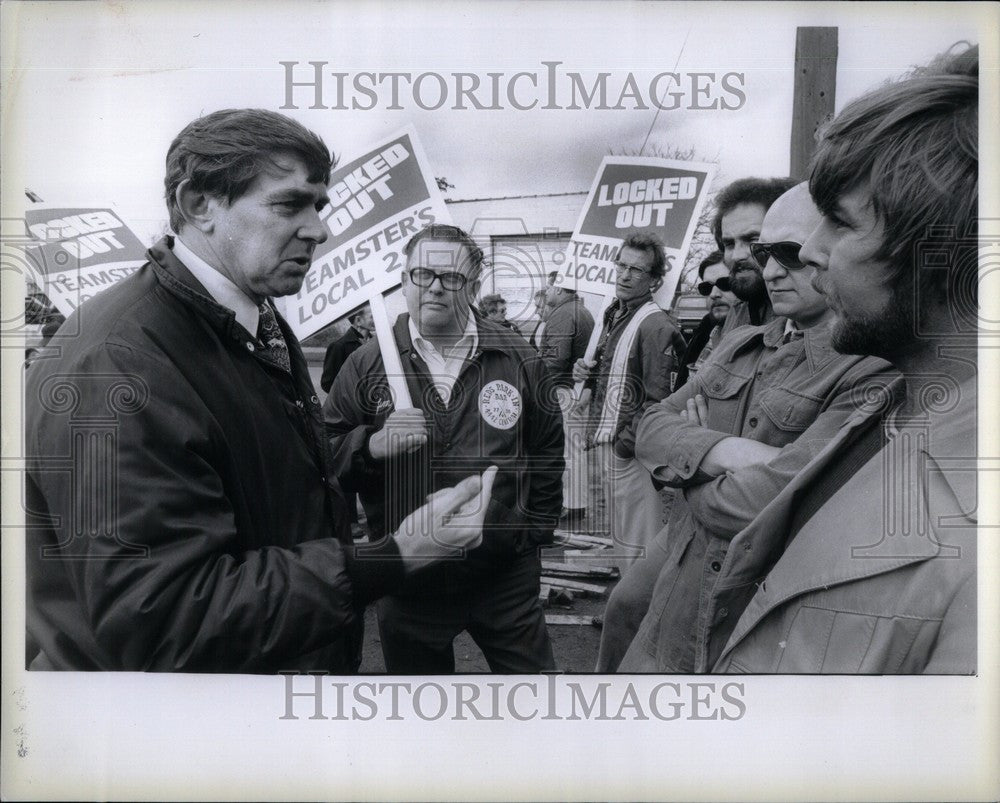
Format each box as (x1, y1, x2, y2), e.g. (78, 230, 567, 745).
(323, 224, 562, 673)
(599, 183, 895, 673)
(570, 232, 686, 565)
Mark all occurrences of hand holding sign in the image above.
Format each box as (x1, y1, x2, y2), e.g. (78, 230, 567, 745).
(393, 466, 499, 574)
(368, 408, 429, 459)
(571, 357, 596, 384)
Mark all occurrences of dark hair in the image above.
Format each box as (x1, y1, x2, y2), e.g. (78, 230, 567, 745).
(547, 271, 559, 285)
(697, 250, 725, 279)
(348, 305, 370, 325)
(479, 293, 505, 316)
(711, 177, 798, 248)
(621, 231, 667, 278)
(809, 44, 977, 294)
(402, 224, 484, 275)
(165, 109, 334, 232)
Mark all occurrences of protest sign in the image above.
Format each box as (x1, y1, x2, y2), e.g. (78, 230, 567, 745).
(281, 125, 452, 343)
(22, 206, 149, 316)
(554, 156, 716, 305)
(555, 156, 716, 398)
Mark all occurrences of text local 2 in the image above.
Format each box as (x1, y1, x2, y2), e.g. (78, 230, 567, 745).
(295, 204, 435, 324)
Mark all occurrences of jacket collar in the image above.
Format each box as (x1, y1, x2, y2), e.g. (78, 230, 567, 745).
(148, 236, 250, 339)
(727, 316, 840, 373)
(392, 310, 517, 359)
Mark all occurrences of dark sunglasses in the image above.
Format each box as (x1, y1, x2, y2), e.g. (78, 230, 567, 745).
(406, 267, 469, 291)
(697, 276, 733, 296)
(750, 241, 806, 271)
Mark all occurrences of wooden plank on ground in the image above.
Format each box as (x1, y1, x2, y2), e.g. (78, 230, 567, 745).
(540, 577, 607, 596)
(554, 530, 614, 546)
(541, 560, 619, 579)
(545, 614, 600, 626)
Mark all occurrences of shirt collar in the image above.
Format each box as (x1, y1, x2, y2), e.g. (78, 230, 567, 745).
(172, 236, 260, 335)
(408, 309, 479, 359)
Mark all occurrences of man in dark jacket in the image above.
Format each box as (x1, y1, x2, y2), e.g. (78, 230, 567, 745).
(673, 251, 738, 391)
(24, 109, 490, 674)
(572, 232, 686, 564)
(540, 283, 594, 528)
(320, 305, 373, 393)
(324, 224, 563, 673)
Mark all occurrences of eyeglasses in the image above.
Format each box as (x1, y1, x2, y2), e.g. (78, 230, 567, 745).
(613, 260, 652, 280)
(750, 241, 806, 272)
(406, 268, 469, 291)
(697, 276, 733, 296)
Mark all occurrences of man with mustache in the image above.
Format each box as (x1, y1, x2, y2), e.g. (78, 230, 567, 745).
(709, 45, 978, 674)
(571, 232, 686, 565)
(673, 251, 739, 391)
(713, 177, 798, 337)
(24, 110, 492, 673)
(599, 184, 893, 672)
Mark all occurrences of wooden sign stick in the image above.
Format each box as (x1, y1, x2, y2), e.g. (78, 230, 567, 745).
(369, 292, 413, 409)
(570, 291, 617, 401)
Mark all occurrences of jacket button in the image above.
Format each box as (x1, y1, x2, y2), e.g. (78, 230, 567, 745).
(712, 382, 721, 391)
(718, 607, 728, 619)
(743, 541, 752, 551)
(246, 342, 255, 352)
(310, 395, 319, 405)
(748, 417, 758, 427)
(711, 561, 722, 572)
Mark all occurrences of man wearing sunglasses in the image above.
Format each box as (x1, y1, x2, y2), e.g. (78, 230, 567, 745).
(600, 183, 894, 672)
(709, 45, 977, 674)
(324, 224, 562, 673)
(673, 251, 739, 391)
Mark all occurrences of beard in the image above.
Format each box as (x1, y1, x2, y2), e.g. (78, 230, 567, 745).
(708, 303, 730, 324)
(729, 261, 767, 304)
(830, 289, 913, 359)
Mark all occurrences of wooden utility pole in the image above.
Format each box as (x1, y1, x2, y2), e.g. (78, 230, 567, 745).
(790, 27, 838, 180)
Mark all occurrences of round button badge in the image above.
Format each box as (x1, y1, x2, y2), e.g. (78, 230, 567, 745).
(478, 380, 522, 430)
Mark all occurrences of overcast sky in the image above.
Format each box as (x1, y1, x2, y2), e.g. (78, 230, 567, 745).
(2, 1, 991, 242)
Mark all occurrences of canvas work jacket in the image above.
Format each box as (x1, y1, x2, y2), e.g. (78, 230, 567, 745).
(620, 318, 896, 673)
(710, 376, 976, 674)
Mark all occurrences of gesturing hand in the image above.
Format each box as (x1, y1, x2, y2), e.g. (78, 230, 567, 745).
(392, 466, 499, 575)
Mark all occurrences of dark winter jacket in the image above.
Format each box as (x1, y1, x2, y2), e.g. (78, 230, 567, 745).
(323, 313, 564, 588)
(25, 237, 401, 673)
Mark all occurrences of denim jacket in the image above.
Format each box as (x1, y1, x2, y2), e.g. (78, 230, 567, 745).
(621, 317, 896, 672)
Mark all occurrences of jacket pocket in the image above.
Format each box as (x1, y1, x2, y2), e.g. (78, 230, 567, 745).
(777, 605, 878, 673)
(758, 387, 824, 433)
(700, 364, 752, 401)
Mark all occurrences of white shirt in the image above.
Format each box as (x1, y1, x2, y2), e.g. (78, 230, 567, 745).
(408, 312, 478, 405)
(172, 236, 260, 335)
